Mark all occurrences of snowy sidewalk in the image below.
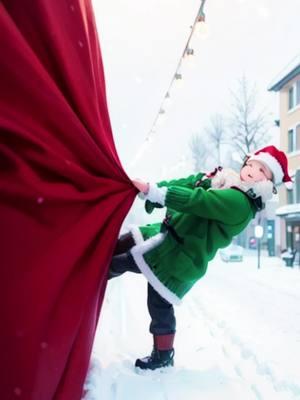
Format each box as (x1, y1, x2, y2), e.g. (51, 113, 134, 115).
(84, 254, 300, 400)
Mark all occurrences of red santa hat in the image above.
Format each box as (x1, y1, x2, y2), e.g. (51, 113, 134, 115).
(247, 145, 293, 189)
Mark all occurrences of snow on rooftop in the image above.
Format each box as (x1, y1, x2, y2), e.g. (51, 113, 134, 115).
(269, 53, 300, 90)
(276, 203, 300, 216)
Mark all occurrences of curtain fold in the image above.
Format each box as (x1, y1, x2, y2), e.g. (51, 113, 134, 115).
(0, 1, 137, 399)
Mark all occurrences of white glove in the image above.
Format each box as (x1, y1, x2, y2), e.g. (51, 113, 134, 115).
(139, 183, 167, 206)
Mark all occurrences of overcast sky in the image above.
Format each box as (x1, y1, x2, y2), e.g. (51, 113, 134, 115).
(92, 0, 300, 182)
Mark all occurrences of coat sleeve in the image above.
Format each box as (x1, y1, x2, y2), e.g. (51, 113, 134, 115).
(145, 185, 252, 225)
(156, 171, 206, 189)
(137, 171, 205, 201)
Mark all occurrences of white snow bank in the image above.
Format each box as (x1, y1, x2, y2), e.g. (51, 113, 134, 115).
(84, 252, 300, 400)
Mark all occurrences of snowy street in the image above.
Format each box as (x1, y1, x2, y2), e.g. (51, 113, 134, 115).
(84, 252, 300, 400)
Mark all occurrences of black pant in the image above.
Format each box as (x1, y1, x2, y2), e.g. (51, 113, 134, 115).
(108, 232, 176, 335)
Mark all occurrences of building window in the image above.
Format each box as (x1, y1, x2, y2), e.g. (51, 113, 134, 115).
(297, 80, 300, 105)
(287, 171, 300, 204)
(288, 129, 294, 152)
(287, 188, 294, 204)
(288, 86, 294, 110)
(296, 124, 300, 150)
(296, 170, 300, 204)
(287, 125, 300, 152)
(288, 80, 300, 110)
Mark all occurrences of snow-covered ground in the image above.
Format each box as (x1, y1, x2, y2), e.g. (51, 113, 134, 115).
(84, 251, 300, 400)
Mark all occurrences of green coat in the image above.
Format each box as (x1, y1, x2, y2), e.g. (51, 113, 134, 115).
(129, 172, 257, 305)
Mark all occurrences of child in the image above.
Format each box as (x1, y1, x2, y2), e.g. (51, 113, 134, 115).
(108, 145, 292, 370)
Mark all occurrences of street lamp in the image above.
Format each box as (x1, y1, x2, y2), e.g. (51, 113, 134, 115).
(255, 225, 264, 269)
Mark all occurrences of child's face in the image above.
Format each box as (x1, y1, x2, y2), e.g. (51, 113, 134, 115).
(240, 159, 273, 183)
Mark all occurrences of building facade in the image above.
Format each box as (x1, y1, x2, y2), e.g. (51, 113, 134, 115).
(269, 62, 300, 265)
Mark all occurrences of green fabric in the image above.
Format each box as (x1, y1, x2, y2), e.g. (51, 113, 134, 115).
(144, 172, 207, 215)
(138, 172, 256, 299)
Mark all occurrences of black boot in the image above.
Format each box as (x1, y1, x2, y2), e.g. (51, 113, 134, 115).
(135, 348, 174, 370)
(135, 334, 175, 370)
(113, 232, 135, 256)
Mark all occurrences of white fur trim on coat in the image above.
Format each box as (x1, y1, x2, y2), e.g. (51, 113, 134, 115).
(126, 224, 181, 305)
(210, 168, 241, 190)
(210, 168, 274, 202)
(127, 223, 144, 245)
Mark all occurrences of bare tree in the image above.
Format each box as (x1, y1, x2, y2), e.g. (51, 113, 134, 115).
(228, 75, 271, 159)
(204, 113, 226, 165)
(189, 133, 208, 171)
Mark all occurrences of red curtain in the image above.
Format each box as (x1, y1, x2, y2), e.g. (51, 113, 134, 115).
(0, 1, 137, 399)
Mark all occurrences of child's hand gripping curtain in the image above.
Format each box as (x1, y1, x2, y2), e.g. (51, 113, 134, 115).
(131, 178, 165, 213)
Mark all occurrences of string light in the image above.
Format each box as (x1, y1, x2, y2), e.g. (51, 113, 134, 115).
(185, 48, 195, 57)
(197, 10, 206, 24)
(194, 7, 209, 39)
(163, 92, 172, 108)
(183, 47, 196, 68)
(157, 108, 166, 125)
(128, 0, 208, 170)
(174, 72, 184, 89)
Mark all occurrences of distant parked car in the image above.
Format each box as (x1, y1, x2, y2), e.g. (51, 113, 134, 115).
(219, 243, 243, 262)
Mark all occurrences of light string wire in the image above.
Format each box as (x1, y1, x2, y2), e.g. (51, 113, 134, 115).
(128, 0, 207, 169)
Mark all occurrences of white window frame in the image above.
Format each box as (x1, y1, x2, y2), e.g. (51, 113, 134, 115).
(287, 79, 300, 113)
(296, 170, 300, 204)
(297, 80, 300, 105)
(287, 122, 300, 154)
(287, 186, 296, 204)
(287, 170, 300, 204)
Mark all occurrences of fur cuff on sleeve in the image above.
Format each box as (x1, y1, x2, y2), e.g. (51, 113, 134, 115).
(143, 183, 167, 206)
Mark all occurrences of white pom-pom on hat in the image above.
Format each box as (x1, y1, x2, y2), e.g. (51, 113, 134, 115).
(284, 180, 293, 190)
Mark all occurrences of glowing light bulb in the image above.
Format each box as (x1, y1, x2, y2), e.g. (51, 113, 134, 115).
(183, 47, 196, 68)
(174, 73, 184, 89)
(194, 13, 209, 39)
(256, 5, 270, 19)
(135, 76, 143, 84)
